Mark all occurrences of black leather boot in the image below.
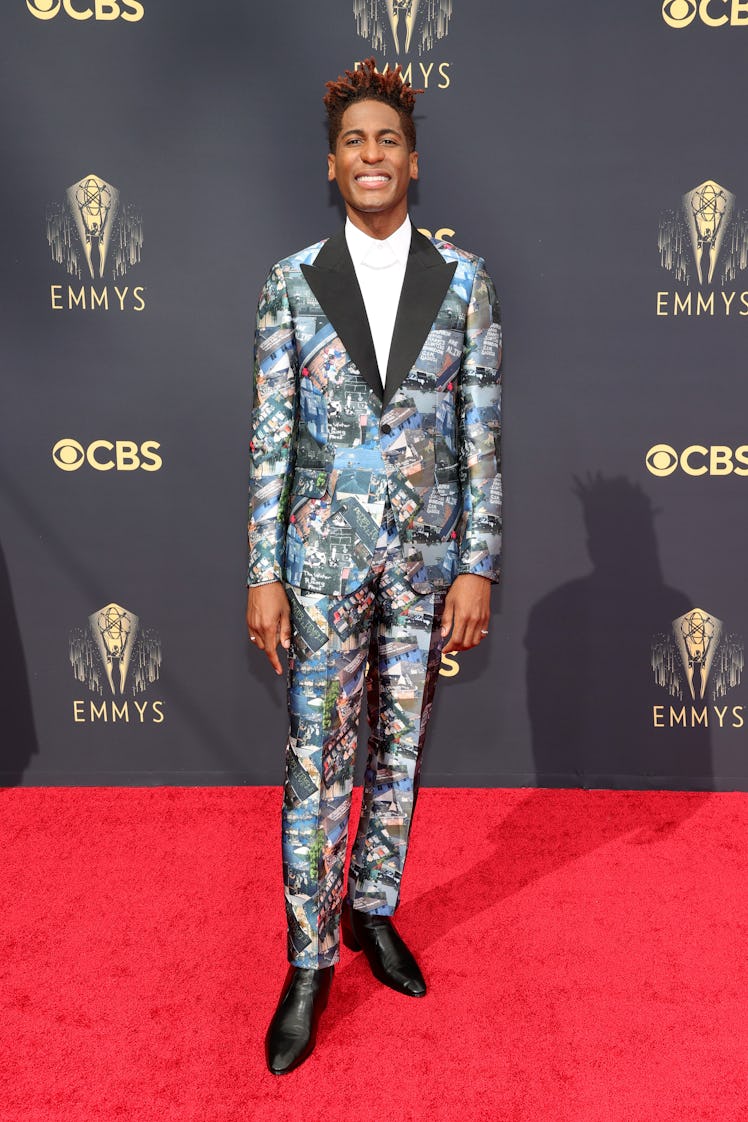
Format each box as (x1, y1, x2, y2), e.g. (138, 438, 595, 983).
(341, 899, 426, 997)
(265, 963, 334, 1075)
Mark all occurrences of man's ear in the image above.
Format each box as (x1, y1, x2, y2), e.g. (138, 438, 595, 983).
(410, 150, 419, 181)
(327, 152, 336, 182)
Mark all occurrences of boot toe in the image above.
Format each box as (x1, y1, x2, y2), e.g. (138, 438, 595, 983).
(264, 965, 333, 1075)
(266, 1036, 312, 1075)
(400, 974, 427, 997)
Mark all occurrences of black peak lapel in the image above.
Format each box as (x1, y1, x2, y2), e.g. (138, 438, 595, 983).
(300, 228, 383, 401)
(383, 224, 457, 410)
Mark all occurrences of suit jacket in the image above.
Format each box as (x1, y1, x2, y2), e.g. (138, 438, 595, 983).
(247, 221, 502, 597)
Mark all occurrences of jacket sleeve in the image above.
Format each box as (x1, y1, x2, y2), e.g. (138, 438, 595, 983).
(455, 257, 503, 583)
(247, 263, 298, 587)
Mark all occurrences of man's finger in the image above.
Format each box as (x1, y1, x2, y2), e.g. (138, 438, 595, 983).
(443, 615, 466, 654)
(249, 617, 286, 675)
(268, 644, 283, 676)
(260, 624, 283, 675)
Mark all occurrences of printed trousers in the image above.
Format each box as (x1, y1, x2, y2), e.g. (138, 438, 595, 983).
(281, 491, 448, 968)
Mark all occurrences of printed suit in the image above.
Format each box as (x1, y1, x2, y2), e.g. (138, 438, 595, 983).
(248, 222, 502, 967)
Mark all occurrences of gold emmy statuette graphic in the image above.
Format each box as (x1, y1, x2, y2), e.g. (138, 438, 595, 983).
(389, 0, 419, 54)
(673, 608, 722, 701)
(652, 608, 743, 705)
(67, 174, 119, 280)
(69, 601, 162, 706)
(658, 177, 748, 301)
(683, 179, 734, 286)
(47, 173, 143, 284)
(353, 0, 452, 55)
(90, 602, 138, 695)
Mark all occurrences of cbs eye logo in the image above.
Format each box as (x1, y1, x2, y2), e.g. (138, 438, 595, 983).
(662, 0, 748, 27)
(662, 0, 697, 26)
(646, 443, 748, 476)
(53, 439, 162, 472)
(27, 0, 144, 20)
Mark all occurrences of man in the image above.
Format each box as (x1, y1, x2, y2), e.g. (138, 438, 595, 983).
(246, 58, 502, 1075)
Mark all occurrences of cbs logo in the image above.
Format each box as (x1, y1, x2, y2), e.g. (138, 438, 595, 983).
(53, 439, 162, 472)
(646, 443, 748, 476)
(27, 0, 144, 20)
(662, 0, 748, 27)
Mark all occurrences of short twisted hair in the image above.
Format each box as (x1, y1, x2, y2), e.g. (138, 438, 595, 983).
(323, 57, 423, 152)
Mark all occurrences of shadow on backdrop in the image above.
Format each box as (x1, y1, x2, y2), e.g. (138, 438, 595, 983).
(525, 474, 713, 790)
(0, 538, 39, 786)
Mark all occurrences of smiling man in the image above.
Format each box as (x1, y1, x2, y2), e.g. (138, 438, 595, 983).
(247, 58, 503, 1075)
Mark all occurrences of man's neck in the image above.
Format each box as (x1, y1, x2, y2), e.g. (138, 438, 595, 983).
(344, 205, 410, 241)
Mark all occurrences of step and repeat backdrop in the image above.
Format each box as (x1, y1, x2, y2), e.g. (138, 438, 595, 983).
(1, 0, 747, 789)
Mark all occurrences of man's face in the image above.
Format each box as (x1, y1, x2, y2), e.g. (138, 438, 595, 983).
(327, 99, 418, 222)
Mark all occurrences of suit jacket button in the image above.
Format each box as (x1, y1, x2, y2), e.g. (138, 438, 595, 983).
(381, 423, 391, 434)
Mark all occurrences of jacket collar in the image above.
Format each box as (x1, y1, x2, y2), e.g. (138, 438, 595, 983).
(300, 220, 457, 410)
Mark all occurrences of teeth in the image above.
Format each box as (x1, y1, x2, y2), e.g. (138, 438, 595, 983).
(357, 175, 389, 182)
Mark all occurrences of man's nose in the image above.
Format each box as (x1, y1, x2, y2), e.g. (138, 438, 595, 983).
(360, 140, 384, 163)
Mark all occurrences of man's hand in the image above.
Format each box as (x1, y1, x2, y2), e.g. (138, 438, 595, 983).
(246, 583, 292, 676)
(440, 574, 491, 654)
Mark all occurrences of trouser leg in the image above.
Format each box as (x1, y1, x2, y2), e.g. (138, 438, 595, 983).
(346, 569, 447, 916)
(281, 580, 376, 968)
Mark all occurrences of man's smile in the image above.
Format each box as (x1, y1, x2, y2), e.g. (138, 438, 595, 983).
(354, 173, 391, 187)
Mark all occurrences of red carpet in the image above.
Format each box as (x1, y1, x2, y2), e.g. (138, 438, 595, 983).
(1, 787, 747, 1122)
